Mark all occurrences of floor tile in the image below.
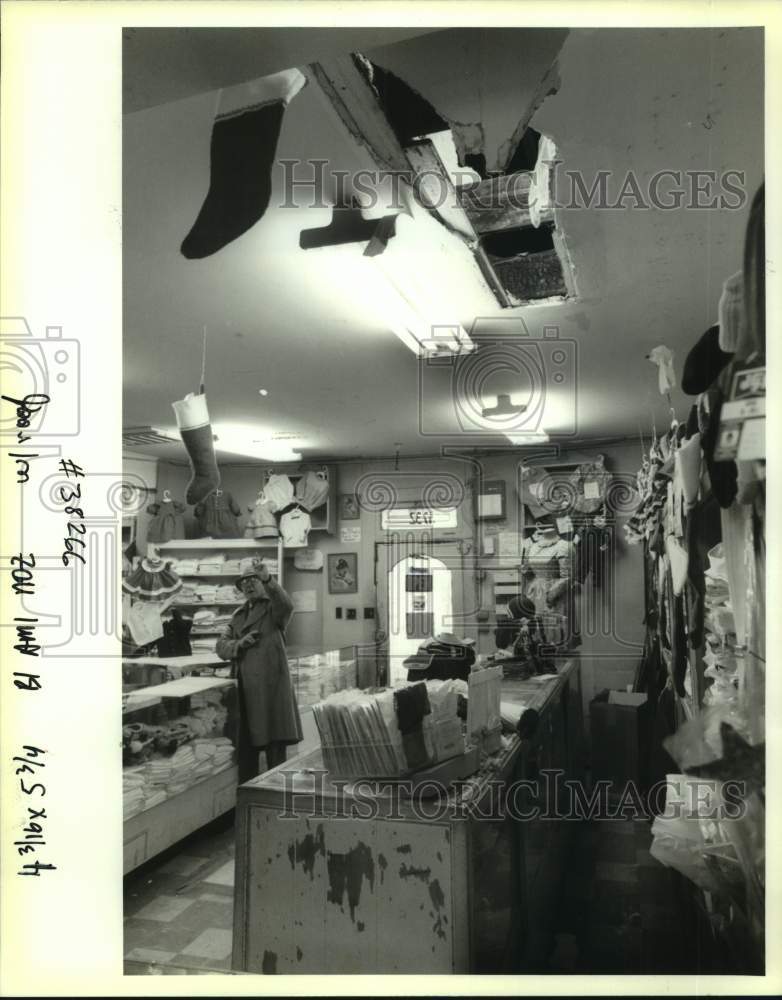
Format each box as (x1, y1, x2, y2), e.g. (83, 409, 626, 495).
(134, 894, 196, 922)
(158, 854, 209, 877)
(124, 947, 176, 964)
(203, 859, 234, 887)
(199, 892, 233, 905)
(180, 927, 233, 961)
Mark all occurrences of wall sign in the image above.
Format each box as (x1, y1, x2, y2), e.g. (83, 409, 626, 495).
(381, 507, 458, 530)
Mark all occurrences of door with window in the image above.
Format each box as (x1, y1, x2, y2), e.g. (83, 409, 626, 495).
(375, 538, 476, 687)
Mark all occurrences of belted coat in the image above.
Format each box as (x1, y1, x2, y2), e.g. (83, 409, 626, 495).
(216, 578, 303, 747)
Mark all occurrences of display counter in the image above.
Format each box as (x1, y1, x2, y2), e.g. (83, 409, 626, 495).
(122, 676, 238, 873)
(232, 657, 581, 974)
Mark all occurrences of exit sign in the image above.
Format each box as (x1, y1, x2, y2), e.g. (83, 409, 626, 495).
(381, 507, 458, 530)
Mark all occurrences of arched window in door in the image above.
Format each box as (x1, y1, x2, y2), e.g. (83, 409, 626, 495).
(387, 553, 453, 687)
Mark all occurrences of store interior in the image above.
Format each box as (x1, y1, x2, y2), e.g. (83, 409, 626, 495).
(121, 26, 765, 976)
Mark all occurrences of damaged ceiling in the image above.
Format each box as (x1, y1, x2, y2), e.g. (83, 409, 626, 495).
(123, 26, 763, 463)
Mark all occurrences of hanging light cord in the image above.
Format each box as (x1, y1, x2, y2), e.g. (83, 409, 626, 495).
(199, 325, 207, 394)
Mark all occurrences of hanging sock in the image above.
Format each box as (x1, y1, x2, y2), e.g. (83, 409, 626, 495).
(181, 68, 307, 259)
(172, 392, 220, 504)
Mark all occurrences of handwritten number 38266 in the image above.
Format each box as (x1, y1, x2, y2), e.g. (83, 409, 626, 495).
(60, 483, 87, 567)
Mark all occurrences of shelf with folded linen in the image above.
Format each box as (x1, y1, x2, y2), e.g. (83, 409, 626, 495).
(122, 677, 237, 818)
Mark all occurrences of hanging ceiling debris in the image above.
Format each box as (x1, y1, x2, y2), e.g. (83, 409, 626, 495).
(308, 31, 576, 308)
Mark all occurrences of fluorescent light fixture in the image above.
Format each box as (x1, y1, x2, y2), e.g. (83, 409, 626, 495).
(156, 423, 302, 462)
(213, 424, 302, 462)
(368, 206, 479, 357)
(505, 431, 550, 445)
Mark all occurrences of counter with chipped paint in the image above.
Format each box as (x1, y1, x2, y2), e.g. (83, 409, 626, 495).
(232, 657, 581, 973)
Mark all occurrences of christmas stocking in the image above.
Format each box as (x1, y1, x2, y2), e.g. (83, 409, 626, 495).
(172, 392, 220, 504)
(181, 68, 307, 259)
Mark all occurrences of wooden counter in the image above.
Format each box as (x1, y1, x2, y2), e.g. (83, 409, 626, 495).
(232, 658, 582, 974)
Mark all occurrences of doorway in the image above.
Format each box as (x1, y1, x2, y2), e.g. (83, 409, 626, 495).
(375, 538, 476, 686)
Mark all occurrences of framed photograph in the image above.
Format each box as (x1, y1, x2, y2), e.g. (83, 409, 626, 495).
(328, 552, 358, 594)
(338, 493, 360, 520)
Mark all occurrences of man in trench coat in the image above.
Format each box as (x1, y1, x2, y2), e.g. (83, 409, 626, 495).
(216, 558, 302, 780)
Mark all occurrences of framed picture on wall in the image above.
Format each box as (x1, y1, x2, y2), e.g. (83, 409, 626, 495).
(328, 552, 358, 594)
(338, 493, 360, 520)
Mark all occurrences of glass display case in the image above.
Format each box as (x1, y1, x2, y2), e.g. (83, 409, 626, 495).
(287, 644, 362, 709)
(122, 676, 238, 873)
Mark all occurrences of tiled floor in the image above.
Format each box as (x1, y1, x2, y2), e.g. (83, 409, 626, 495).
(548, 817, 713, 974)
(124, 812, 710, 976)
(124, 816, 239, 975)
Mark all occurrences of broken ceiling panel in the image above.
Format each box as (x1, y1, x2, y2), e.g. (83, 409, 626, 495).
(363, 28, 569, 173)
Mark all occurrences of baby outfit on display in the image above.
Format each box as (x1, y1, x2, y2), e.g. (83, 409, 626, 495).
(279, 507, 311, 547)
(194, 489, 242, 538)
(146, 495, 186, 543)
(245, 490, 278, 539)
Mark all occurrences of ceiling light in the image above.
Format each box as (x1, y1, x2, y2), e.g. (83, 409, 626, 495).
(366, 205, 480, 357)
(258, 388, 269, 396)
(505, 431, 550, 445)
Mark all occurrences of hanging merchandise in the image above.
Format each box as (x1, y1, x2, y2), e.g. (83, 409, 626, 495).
(293, 547, 324, 571)
(244, 490, 278, 539)
(717, 271, 749, 357)
(127, 600, 165, 647)
(172, 391, 221, 504)
(194, 488, 242, 538)
(123, 556, 182, 600)
(647, 344, 676, 395)
(156, 608, 193, 658)
(682, 326, 734, 396)
(567, 455, 609, 514)
(295, 469, 329, 512)
(146, 493, 186, 543)
(279, 507, 311, 547)
(181, 68, 307, 259)
(517, 465, 560, 519)
(674, 431, 702, 507)
(263, 473, 294, 513)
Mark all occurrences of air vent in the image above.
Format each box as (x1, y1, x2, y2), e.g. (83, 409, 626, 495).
(122, 426, 179, 448)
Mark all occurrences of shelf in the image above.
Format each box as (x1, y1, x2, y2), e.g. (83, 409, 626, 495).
(173, 600, 243, 607)
(155, 539, 282, 550)
(125, 675, 235, 704)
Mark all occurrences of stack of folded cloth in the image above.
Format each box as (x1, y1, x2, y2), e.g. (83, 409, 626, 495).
(403, 633, 476, 683)
(191, 636, 218, 653)
(198, 554, 226, 574)
(144, 788, 168, 810)
(295, 654, 328, 706)
(175, 582, 200, 603)
(211, 737, 235, 772)
(170, 558, 199, 575)
(194, 582, 218, 602)
(222, 559, 241, 576)
(123, 767, 147, 818)
(166, 743, 197, 794)
(215, 583, 238, 602)
(193, 608, 217, 626)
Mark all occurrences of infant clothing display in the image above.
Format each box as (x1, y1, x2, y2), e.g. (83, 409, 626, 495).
(295, 470, 329, 511)
(279, 507, 311, 547)
(263, 473, 294, 513)
(245, 491, 279, 539)
(194, 489, 242, 538)
(146, 497, 186, 543)
(122, 556, 182, 600)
